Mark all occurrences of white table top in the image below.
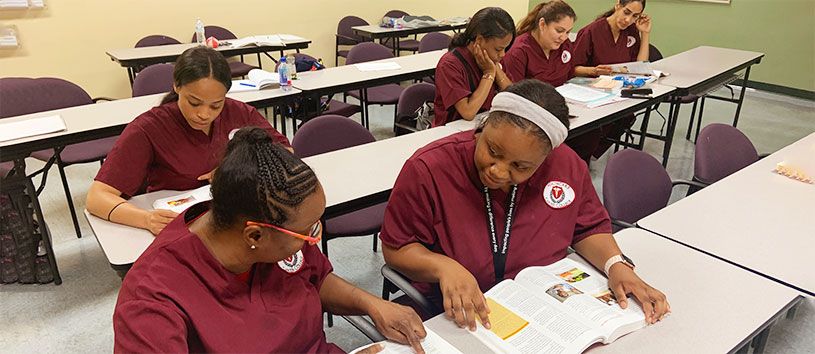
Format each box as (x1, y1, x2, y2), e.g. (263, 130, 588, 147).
(0, 88, 300, 155)
(87, 126, 458, 266)
(425, 228, 802, 353)
(445, 83, 675, 133)
(106, 37, 311, 62)
(290, 50, 444, 92)
(653, 46, 764, 90)
(352, 23, 466, 35)
(638, 132, 815, 296)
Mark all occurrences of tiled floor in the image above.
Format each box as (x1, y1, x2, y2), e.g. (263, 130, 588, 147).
(1, 88, 813, 353)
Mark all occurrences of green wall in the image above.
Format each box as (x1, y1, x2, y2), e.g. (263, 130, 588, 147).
(529, 0, 815, 92)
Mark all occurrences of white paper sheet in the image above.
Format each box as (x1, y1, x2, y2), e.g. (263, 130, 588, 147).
(0, 115, 66, 142)
(355, 62, 402, 71)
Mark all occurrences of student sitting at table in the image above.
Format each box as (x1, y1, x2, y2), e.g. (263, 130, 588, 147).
(432, 7, 515, 127)
(570, 0, 653, 162)
(86, 46, 289, 235)
(381, 80, 669, 331)
(113, 127, 427, 354)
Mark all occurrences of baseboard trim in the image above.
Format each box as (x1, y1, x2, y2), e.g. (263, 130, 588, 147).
(733, 79, 815, 101)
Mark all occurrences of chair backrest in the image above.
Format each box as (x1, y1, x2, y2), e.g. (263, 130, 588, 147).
(337, 15, 369, 42)
(385, 9, 409, 18)
(274, 53, 317, 72)
(649, 44, 663, 62)
(135, 35, 181, 48)
(346, 42, 393, 64)
(190, 25, 237, 42)
(603, 149, 673, 229)
(694, 123, 759, 185)
(396, 82, 435, 119)
(418, 32, 451, 53)
(132, 63, 175, 97)
(0, 77, 93, 118)
(291, 115, 375, 158)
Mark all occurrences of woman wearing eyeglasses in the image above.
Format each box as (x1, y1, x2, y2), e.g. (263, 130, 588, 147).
(113, 127, 427, 354)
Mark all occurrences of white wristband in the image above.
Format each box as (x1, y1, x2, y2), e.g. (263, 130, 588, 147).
(604, 255, 625, 276)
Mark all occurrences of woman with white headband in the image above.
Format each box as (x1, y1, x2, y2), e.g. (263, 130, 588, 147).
(380, 79, 668, 331)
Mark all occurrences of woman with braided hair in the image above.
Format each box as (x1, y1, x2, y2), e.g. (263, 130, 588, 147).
(113, 127, 427, 354)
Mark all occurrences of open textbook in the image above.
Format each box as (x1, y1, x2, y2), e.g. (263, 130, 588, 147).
(229, 69, 280, 92)
(151, 185, 212, 213)
(349, 328, 463, 354)
(609, 61, 667, 77)
(556, 83, 624, 108)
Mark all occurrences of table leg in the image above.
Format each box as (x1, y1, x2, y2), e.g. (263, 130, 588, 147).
(127, 67, 135, 87)
(732, 65, 752, 128)
(752, 325, 772, 354)
(661, 99, 679, 167)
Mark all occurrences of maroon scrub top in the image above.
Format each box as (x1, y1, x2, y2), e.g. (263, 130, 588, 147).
(433, 47, 497, 127)
(573, 17, 641, 67)
(380, 131, 612, 299)
(113, 203, 343, 354)
(502, 32, 576, 87)
(95, 98, 290, 197)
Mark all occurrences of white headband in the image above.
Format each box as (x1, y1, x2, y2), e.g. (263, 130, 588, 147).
(489, 92, 568, 148)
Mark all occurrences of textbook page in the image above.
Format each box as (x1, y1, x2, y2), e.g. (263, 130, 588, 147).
(0, 115, 66, 142)
(348, 327, 463, 354)
(609, 61, 656, 76)
(475, 280, 605, 354)
(151, 185, 212, 213)
(516, 258, 646, 343)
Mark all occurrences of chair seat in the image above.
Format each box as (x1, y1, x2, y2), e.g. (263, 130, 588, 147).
(397, 39, 420, 52)
(347, 84, 403, 104)
(30, 136, 118, 164)
(323, 99, 361, 117)
(229, 61, 258, 78)
(337, 49, 350, 58)
(0, 161, 13, 177)
(324, 203, 386, 237)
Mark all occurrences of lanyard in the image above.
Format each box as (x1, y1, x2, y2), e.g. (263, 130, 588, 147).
(483, 184, 518, 283)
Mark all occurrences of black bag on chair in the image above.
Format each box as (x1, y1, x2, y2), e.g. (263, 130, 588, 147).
(0, 192, 53, 284)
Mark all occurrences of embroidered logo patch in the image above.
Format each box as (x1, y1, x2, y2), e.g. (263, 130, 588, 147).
(278, 250, 304, 273)
(561, 50, 572, 64)
(626, 36, 636, 48)
(543, 181, 575, 209)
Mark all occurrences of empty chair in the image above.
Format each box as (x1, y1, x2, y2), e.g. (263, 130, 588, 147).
(134, 34, 181, 48)
(394, 82, 435, 135)
(335, 15, 369, 66)
(132, 63, 174, 97)
(603, 149, 702, 231)
(190, 25, 258, 77)
(694, 123, 759, 186)
(383, 9, 420, 54)
(0, 77, 118, 238)
(291, 115, 383, 257)
(345, 42, 404, 129)
(418, 32, 451, 53)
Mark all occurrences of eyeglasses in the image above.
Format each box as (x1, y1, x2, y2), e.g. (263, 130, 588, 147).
(246, 220, 322, 245)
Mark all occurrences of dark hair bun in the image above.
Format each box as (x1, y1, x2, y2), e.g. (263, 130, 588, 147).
(231, 127, 272, 146)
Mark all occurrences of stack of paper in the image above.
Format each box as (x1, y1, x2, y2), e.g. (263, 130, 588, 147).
(0, 0, 29, 8)
(355, 62, 402, 71)
(0, 115, 66, 142)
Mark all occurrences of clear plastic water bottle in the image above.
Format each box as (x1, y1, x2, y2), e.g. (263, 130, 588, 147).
(195, 18, 206, 45)
(278, 56, 292, 91)
(286, 53, 297, 80)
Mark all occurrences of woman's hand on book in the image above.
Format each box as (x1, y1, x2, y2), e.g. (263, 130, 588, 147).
(145, 209, 178, 235)
(438, 262, 491, 331)
(608, 265, 670, 324)
(368, 299, 427, 354)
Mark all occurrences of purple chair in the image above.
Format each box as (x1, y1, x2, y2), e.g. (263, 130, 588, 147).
(190, 25, 258, 78)
(603, 149, 702, 231)
(394, 83, 435, 135)
(694, 123, 759, 187)
(345, 42, 404, 129)
(418, 32, 451, 53)
(291, 115, 383, 257)
(132, 63, 174, 97)
(383, 10, 420, 55)
(336, 15, 369, 66)
(0, 162, 13, 178)
(134, 34, 180, 48)
(0, 77, 117, 239)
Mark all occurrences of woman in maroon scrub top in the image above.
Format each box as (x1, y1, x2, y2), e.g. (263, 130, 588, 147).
(432, 7, 515, 127)
(570, 0, 653, 162)
(381, 80, 668, 332)
(113, 127, 426, 354)
(86, 47, 289, 235)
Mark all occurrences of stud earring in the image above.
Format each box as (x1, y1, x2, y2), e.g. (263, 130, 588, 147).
(250, 245, 256, 250)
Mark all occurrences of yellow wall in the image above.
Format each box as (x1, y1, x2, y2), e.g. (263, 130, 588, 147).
(0, 0, 528, 99)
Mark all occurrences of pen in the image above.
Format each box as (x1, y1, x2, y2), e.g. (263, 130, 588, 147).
(239, 82, 256, 87)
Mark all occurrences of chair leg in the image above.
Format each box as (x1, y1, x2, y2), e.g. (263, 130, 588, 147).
(321, 236, 329, 258)
(372, 232, 379, 252)
(55, 154, 82, 239)
(685, 100, 699, 140)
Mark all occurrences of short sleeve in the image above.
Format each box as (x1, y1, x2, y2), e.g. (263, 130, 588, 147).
(113, 299, 189, 354)
(301, 243, 333, 291)
(379, 158, 438, 249)
(571, 165, 612, 244)
(95, 122, 153, 197)
(435, 58, 475, 113)
(572, 27, 593, 67)
(501, 46, 529, 83)
(244, 104, 291, 148)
